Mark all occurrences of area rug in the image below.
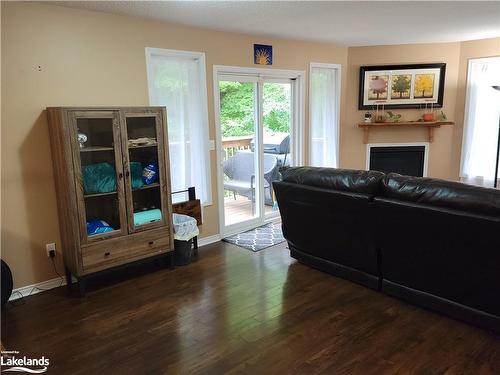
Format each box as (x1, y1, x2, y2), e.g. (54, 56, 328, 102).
(223, 222, 286, 252)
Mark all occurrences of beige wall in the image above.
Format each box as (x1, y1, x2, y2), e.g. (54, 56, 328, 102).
(343, 42, 461, 178)
(342, 39, 500, 179)
(1, 2, 348, 288)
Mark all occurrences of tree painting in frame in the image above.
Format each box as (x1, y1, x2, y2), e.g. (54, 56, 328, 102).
(414, 74, 435, 98)
(254, 44, 272, 65)
(358, 63, 446, 109)
(391, 75, 412, 99)
(368, 75, 389, 100)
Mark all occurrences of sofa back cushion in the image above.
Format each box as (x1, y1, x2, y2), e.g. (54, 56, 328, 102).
(381, 173, 500, 217)
(273, 181, 379, 277)
(282, 167, 384, 196)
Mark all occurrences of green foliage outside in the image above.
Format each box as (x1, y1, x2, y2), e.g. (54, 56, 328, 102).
(219, 81, 291, 137)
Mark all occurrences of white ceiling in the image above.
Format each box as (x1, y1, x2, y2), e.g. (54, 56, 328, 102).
(53, 1, 500, 46)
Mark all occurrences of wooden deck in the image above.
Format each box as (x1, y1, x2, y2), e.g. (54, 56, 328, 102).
(224, 194, 275, 226)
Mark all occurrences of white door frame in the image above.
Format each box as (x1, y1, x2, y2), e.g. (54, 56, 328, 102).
(213, 65, 305, 237)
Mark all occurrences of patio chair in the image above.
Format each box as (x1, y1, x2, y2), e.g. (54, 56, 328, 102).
(223, 151, 279, 209)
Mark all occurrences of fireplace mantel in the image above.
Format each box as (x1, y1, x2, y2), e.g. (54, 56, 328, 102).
(358, 121, 454, 144)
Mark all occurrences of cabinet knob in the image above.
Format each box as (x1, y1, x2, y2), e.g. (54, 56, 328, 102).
(125, 170, 130, 178)
(104, 252, 111, 256)
(118, 172, 123, 179)
(148, 241, 154, 246)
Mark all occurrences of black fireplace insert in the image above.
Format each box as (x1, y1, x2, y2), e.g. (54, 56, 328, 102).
(369, 146, 426, 177)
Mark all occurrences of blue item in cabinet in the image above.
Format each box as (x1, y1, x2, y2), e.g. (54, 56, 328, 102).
(142, 162, 158, 185)
(87, 219, 114, 235)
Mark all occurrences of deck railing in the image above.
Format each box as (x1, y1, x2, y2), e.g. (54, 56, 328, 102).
(221, 135, 253, 160)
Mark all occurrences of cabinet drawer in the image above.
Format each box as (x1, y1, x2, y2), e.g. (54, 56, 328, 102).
(81, 229, 171, 272)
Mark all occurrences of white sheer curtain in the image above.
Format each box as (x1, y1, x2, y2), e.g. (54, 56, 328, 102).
(146, 50, 210, 203)
(460, 57, 500, 187)
(310, 65, 340, 167)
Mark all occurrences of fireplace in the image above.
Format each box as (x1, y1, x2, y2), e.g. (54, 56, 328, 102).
(367, 143, 428, 177)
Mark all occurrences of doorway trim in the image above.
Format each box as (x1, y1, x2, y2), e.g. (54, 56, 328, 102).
(213, 65, 305, 237)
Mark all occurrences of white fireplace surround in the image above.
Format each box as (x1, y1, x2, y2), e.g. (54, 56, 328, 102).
(365, 142, 430, 177)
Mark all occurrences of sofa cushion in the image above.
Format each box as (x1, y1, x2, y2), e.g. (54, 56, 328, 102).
(381, 173, 500, 217)
(281, 167, 385, 195)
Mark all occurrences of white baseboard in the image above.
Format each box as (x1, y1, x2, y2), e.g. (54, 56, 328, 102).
(9, 276, 69, 301)
(9, 234, 222, 301)
(197, 234, 221, 247)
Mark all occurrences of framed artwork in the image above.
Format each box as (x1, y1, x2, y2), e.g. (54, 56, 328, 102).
(254, 44, 272, 65)
(358, 63, 446, 109)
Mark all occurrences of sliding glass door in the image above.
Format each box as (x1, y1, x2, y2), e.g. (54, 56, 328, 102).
(216, 69, 300, 236)
(218, 76, 261, 229)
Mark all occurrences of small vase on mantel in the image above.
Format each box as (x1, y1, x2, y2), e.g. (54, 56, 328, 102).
(422, 103, 436, 122)
(374, 104, 386, 122)
(422, 112, 435, 122)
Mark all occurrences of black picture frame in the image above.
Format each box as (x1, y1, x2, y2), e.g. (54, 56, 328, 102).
(358, 63, 446, 110)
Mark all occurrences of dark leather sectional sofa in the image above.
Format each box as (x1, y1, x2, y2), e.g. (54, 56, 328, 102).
(273, 167, 500, 333)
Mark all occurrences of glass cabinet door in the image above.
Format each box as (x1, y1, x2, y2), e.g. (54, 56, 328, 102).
(122, 111, 169, 232)
(70, 111, 127, 243)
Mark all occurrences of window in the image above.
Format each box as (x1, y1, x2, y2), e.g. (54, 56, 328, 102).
(460, 57, 500, 187)
(146, 48, 211, 204)
(309, 63, 341, 167)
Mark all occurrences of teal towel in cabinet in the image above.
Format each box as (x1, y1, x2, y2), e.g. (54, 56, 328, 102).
(130, 161, 144, 189)
(82, 163, 116, 194)
(133, 209, 162, 226)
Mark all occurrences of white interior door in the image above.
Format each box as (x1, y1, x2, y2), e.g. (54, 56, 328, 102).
(214, 67, 304, 237)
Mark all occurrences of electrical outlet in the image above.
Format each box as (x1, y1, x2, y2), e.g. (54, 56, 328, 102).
(46, 243, 56, 258)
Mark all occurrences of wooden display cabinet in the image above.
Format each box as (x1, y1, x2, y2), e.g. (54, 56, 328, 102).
(47, 107, 174, 295)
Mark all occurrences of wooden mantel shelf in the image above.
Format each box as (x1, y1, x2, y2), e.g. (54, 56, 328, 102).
(358, 121, 454, 144)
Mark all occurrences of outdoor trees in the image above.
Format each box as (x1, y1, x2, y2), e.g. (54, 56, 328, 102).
(219, 81, 290, 137)
(219, 81, 254, 137)
(262, 83, 290, 133)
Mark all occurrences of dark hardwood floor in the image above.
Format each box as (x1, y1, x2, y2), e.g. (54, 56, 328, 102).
(2, 241, 500, 374)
